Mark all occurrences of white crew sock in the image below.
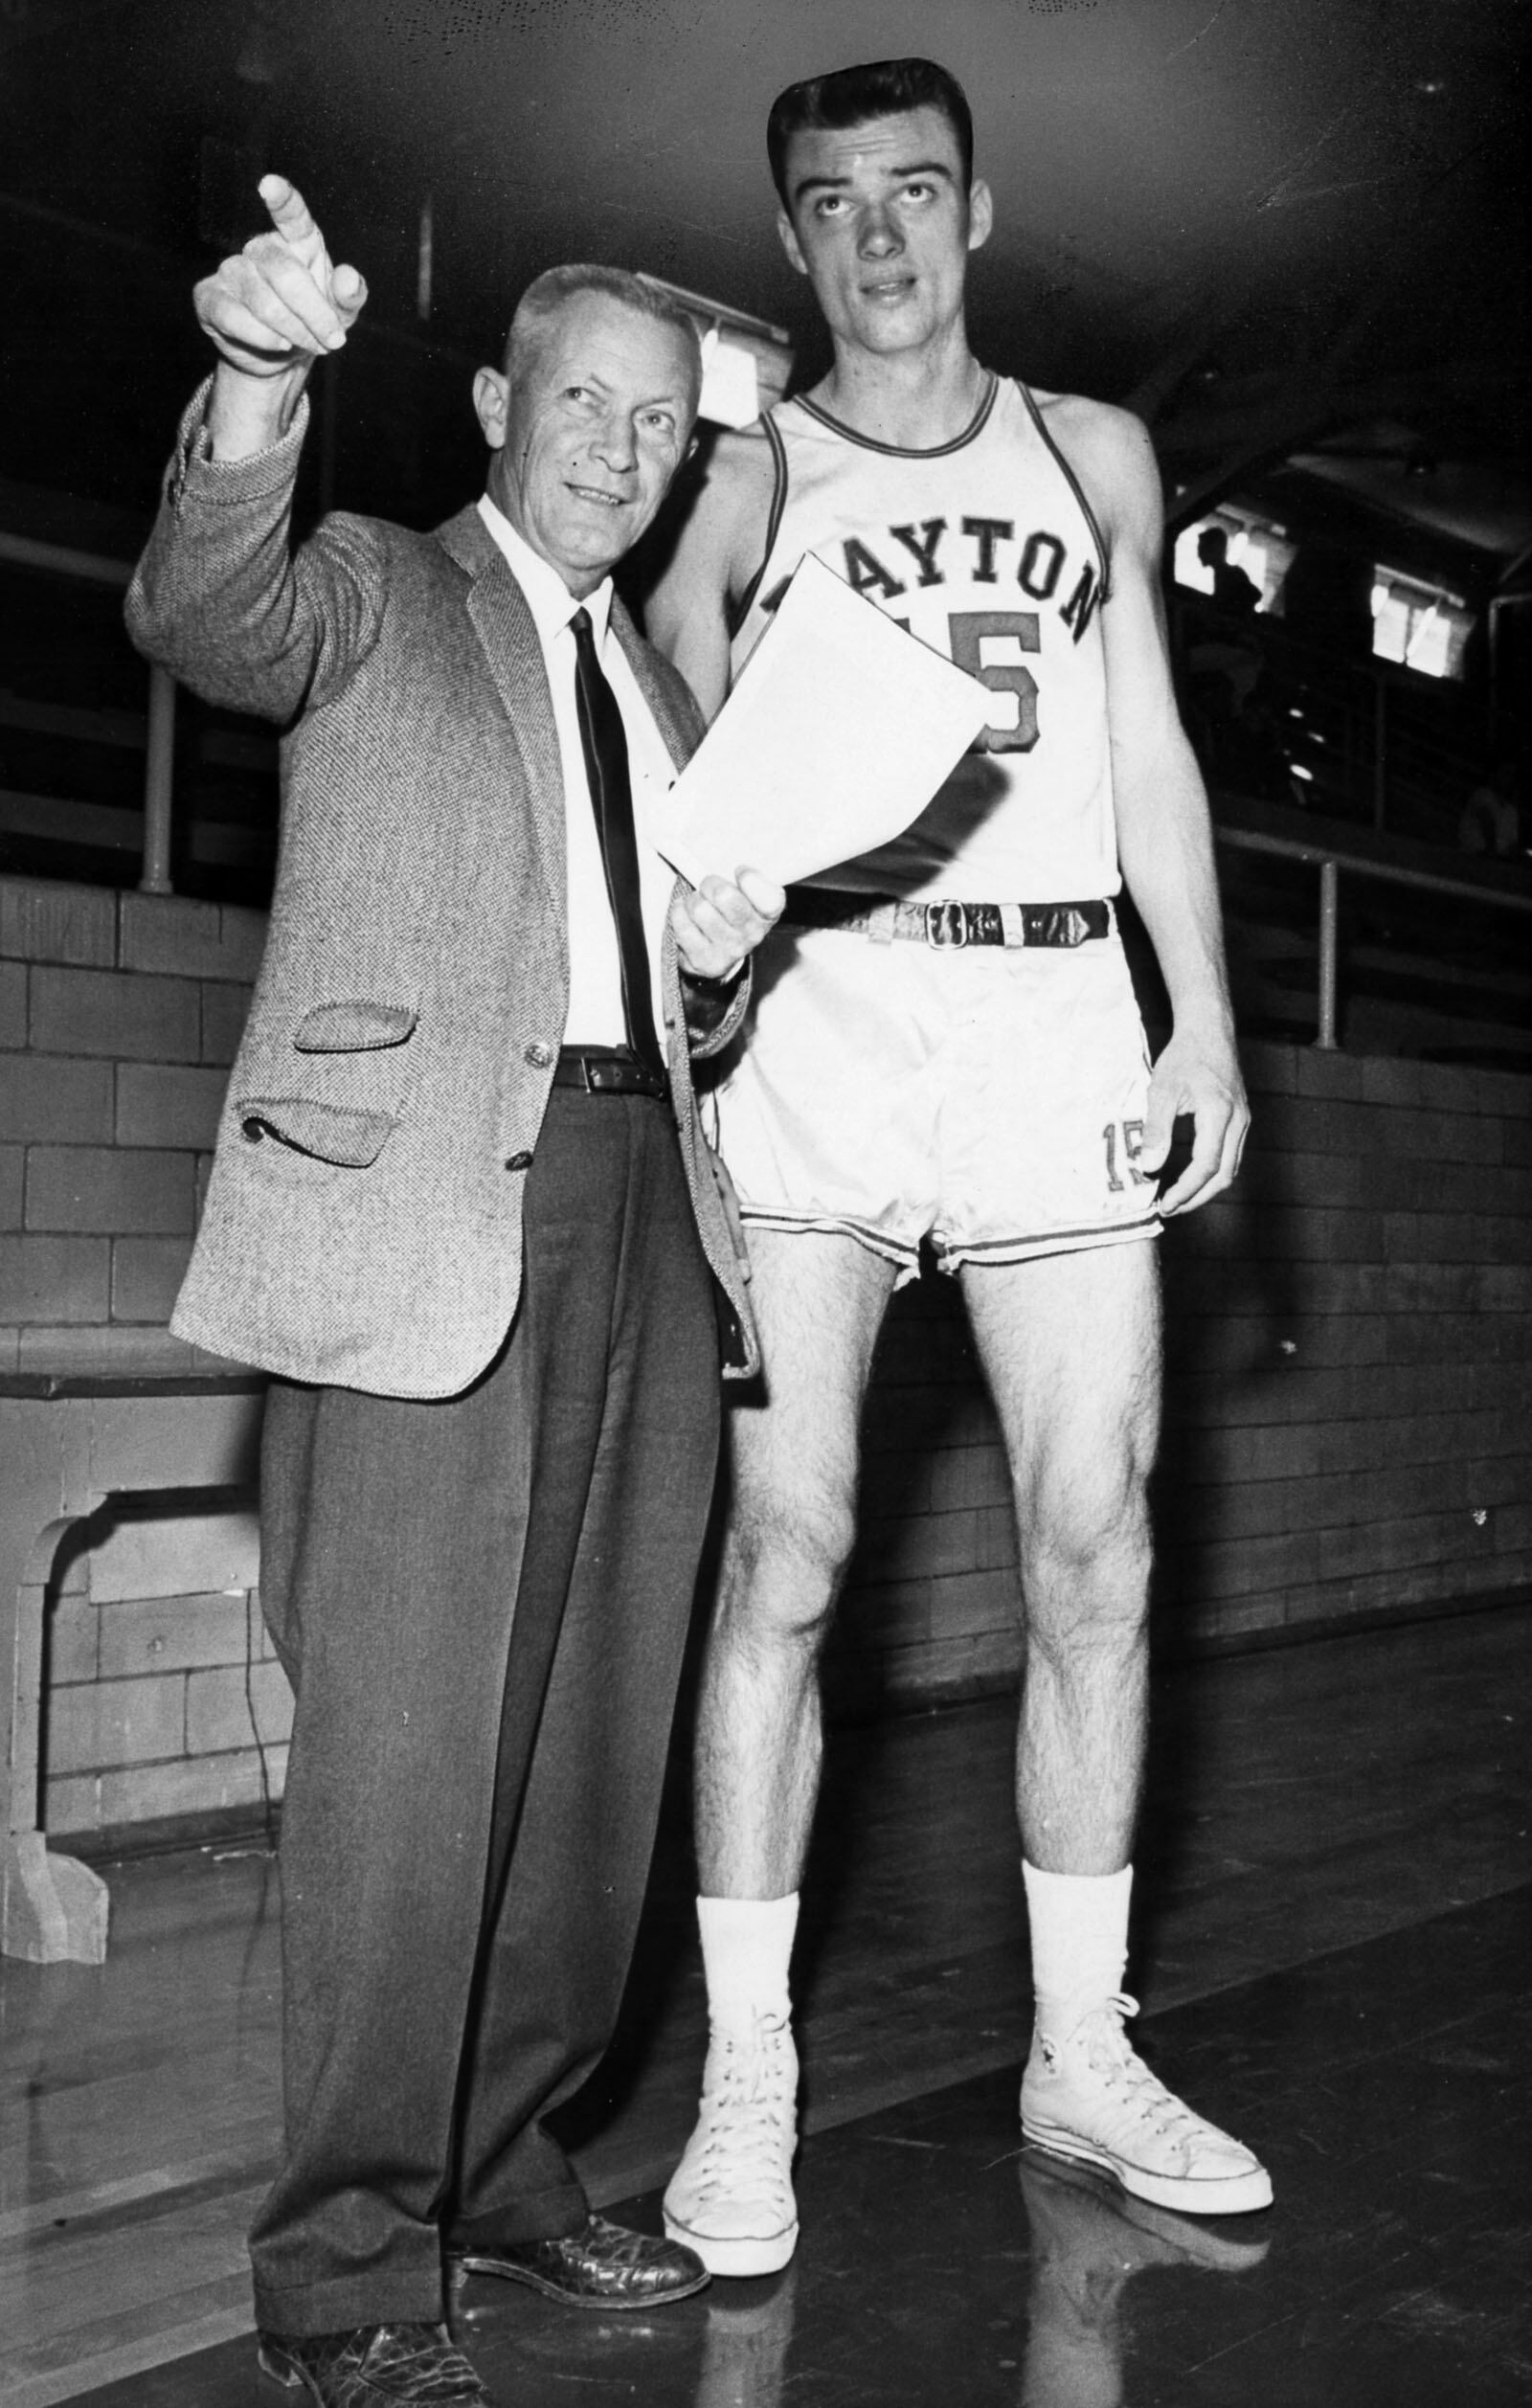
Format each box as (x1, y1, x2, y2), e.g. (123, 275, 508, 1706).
(1023, 1860, 1133, 2037)
(697, 1892, 799, 2033)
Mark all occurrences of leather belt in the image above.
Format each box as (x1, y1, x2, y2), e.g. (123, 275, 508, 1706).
(779, 889, 1114, 949)
(552, 1046, 668, 1098)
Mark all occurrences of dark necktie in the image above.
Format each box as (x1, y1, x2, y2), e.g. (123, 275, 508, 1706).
(569, 606, 664, 1079)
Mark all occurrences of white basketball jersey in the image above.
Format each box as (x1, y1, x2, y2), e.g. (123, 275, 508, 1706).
(729, 375, 1118, 902)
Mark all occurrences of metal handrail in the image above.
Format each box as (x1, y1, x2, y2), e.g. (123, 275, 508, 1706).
(0, 530, 130, 589)
(1217, 821, 1532, 1049)
(0, 529, 173, 896)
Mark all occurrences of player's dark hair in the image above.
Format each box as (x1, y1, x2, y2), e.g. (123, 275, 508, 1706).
(767, 58, 975, 207)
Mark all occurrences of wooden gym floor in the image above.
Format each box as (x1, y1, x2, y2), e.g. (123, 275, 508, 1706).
(3, 1600, 1530, 2405)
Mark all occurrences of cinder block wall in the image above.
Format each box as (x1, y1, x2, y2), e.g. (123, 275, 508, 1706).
(44, 1506, 289, 1840)
(0, 873, 287, 1838)
(1155, 1045, 1532, 1638)
(1, 875, 262, 1370)
(6, 870, 1529, 1836)
(827, 1040, 1532, 1709)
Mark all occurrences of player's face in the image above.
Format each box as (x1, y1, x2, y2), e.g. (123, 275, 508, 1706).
(475, 292, 697, 595)
(777, 107, 992, 360)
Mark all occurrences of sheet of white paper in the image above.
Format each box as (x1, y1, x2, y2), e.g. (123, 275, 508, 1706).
(653, 552, 992, 889)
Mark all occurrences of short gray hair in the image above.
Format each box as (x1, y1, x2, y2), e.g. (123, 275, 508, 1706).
(504, 265, 702, 408)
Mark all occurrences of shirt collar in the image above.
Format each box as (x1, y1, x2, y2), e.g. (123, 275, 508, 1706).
(476, 492, 614, 652)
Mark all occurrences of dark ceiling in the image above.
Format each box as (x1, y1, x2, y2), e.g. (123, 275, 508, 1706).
(2, 0, 1528, 574)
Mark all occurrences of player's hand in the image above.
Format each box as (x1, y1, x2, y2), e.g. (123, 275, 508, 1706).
(194, 174, 367, 376)
(671, 866, 785, 982)
(1138, 1022, 1249, 1214)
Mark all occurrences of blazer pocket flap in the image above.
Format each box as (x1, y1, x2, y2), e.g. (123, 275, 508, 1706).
(237, 1095, 397, 1167)
(292, 1001, 418, 1053)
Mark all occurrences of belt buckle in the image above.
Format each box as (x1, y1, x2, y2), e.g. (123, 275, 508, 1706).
(925, 900, 968, 949)
(576, 1053, 626, 1092)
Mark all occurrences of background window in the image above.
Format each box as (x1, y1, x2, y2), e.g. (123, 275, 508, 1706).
(1175, 513, 1295, 615)
(1370, 573, 1474, 680)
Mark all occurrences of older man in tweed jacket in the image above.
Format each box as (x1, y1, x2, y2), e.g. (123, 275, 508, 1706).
(126, 178, 781, 2408)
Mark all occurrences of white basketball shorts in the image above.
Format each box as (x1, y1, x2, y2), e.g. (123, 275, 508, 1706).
(709, 919, 1161, 1284)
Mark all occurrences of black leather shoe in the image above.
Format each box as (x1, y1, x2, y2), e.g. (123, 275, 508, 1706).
(258, 2322, 492, 2404)
(451, 2212, 710, 2309)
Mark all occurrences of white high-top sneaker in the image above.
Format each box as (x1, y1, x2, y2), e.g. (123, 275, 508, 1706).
(663, 2011, 800, 2276)
(1020, 1992, 1273, 2217)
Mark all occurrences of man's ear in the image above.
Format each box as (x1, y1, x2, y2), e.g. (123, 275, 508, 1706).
(777, 207, 808, 278)
(472, 366, 509, 452)
(967, 178, 994, 254)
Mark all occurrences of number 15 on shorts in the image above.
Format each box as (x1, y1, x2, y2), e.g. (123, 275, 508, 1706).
(1103, 1119, 1152, 1193)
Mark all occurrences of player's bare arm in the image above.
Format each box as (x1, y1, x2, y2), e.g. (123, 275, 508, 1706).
(645, 422, 778, 718)
(197, 175, 368, 461)
(1054, 394, 1248, 1215)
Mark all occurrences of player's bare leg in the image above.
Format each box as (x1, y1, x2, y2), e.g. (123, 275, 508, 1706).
(665, 1227, 897, 2274)
(960, 1241, 1159, 1875)
(962, 1242, 1272, 2217)
(695, 1228, 897, 1899)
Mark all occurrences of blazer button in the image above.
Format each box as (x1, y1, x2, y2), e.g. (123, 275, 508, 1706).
(505, 1150, 533, 1173)
(240, 1116, 265, 1142)
(524, 1040, 554, 1069)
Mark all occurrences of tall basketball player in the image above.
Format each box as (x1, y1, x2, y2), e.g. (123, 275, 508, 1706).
(646, 57, 1270, 2275)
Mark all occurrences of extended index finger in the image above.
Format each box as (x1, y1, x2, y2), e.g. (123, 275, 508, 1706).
(259, 173, 319, 246)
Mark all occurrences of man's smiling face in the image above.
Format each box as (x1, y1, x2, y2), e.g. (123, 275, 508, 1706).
(778, 105, 991, 362)
(476, 290, 697, 596)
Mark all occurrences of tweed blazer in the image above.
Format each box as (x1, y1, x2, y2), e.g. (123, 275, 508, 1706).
(125, 387, 757, 1399)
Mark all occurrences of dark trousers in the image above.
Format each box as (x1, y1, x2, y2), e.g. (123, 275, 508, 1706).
(248, 1089, 719, 2335)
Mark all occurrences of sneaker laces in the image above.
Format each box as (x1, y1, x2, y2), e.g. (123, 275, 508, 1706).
(1060, 1994, 1214, 2151)
(690, 2013, 796, 2200)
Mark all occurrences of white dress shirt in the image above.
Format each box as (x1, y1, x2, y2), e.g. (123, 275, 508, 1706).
(477, 493, 678, 1047)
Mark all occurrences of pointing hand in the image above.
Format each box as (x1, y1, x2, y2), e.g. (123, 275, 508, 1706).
(194, 174, 368, 376)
